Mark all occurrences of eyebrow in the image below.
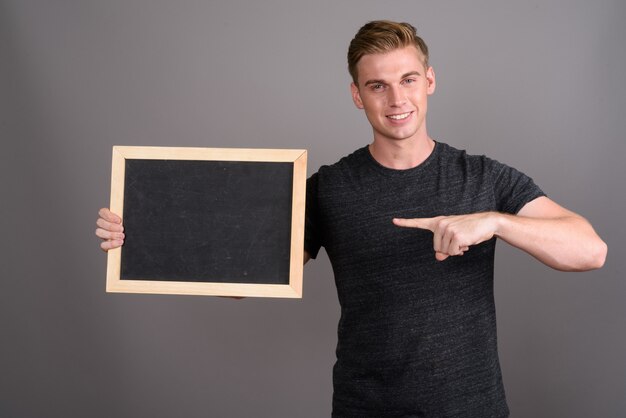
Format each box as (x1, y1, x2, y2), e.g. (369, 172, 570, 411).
(363, 71, 422, 87)
(364, 79, 386, 87)
(401, 71, 421, 79)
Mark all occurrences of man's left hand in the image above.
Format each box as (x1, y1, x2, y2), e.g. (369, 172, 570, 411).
(392, 213, 499, 261)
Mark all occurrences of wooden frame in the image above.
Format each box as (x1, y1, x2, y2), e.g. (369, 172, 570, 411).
(106, 146, 307, 298)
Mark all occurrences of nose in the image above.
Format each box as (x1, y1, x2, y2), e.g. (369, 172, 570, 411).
(387, 85, 406, 107)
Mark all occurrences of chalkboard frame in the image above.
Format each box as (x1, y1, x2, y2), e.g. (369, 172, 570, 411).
(106, 146, 307, 298)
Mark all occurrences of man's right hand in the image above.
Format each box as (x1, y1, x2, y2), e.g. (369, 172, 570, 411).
(95, 208, 124, 252)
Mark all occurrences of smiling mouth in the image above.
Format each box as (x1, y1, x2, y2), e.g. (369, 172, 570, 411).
(387, 111, 413, 120)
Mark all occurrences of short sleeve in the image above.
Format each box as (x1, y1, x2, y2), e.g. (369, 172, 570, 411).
(489, 159, 546, 214)
(304, 173, 322, 259)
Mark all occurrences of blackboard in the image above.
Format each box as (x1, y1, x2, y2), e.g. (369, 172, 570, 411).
(106, 146, 307, 298)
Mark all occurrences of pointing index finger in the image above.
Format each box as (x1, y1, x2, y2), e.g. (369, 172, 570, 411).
(392, 217, 437, 232)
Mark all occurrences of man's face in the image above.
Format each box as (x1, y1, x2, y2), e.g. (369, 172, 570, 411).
(351, 46, 436, 145)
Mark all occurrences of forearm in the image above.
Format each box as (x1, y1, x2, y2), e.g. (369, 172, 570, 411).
(494, 212, 607, 272)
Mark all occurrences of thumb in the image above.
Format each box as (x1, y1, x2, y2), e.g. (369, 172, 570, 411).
(435, 251, 449, 261)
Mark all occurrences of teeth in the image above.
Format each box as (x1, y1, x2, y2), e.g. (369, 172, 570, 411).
(388, 112, 411, 120)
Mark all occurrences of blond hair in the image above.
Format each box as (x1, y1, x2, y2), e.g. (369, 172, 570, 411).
(347, 20, 429, 84)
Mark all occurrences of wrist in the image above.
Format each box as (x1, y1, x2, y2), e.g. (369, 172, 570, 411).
(491, 212, 508, 238)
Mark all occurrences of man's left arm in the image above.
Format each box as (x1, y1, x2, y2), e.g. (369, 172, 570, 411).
(393, 196, 607, 272)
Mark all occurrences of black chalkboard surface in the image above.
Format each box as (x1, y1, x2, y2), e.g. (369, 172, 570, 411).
(106, 146, 307, 298)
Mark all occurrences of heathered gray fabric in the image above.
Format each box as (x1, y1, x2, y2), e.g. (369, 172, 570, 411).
(305, 142, 545, 418)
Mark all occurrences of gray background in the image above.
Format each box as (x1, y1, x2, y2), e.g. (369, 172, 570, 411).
(1, 0, 624, 417)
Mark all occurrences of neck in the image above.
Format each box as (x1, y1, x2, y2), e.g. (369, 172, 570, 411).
(369, 136, 435, 170)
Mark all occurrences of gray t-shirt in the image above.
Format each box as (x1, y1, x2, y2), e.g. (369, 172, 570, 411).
(305, 142, 545, 418)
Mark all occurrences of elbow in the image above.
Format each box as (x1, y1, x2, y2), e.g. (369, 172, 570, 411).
(568, 238, 608, 272)
(588, 239, 608, 270)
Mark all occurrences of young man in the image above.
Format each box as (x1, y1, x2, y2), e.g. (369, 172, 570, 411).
(97, 20, 607, 418)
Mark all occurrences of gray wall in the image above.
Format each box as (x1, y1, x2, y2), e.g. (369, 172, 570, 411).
(2, 1, 624, 417)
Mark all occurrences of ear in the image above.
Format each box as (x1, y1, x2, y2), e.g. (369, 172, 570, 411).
(426, 66, 436, 95)
(350, 82, 364, 109)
